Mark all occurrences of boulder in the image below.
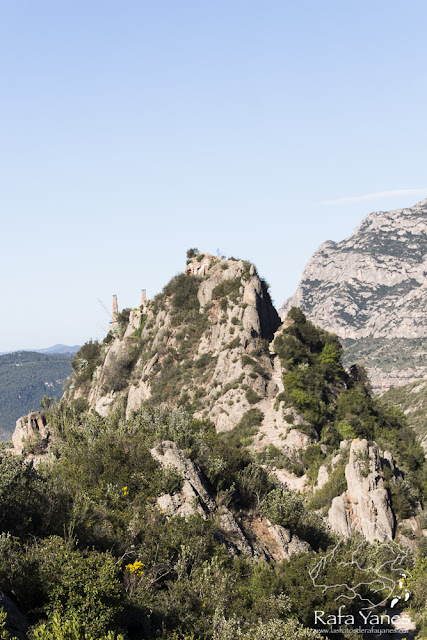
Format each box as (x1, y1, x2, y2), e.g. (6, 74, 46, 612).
(12, 412, 49, 455)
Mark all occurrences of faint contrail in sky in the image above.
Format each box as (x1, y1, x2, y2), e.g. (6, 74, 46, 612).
(321, 188, 427, 205)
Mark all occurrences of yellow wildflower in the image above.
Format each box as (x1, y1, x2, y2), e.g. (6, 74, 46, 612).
(126, 560, 145, 575)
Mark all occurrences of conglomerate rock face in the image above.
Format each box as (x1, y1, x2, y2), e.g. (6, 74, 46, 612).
(280, 199, 427, 392)
(328, 439, 395, 543)
(68, 255, 308, 437)
(12, 411, 50, 455)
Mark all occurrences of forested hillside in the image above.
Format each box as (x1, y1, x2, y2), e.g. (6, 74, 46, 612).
(0, 352, 72, 440)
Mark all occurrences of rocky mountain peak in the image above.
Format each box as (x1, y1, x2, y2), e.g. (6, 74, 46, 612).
(67, 254, 289, 433)
(280, 199, 427, 392)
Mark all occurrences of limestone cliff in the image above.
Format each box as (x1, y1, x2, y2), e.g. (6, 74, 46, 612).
(67, 255, 309, 446)
(328, 439, 395, 543)
(280, 199, 427, 392)
(11, 411, 51, 466)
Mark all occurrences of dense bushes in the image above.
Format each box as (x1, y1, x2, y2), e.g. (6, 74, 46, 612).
(0, 535, 123, 638)
(212, 278, 241, 300)
(163, 273, 200, 314)
(102, 347, 139, 392)
(261, 486, 330, 549)
(1, 400, 425, 638)
(308, 461, 347, 511)
(71, 340, 102, 389)
(275, 310, 346, 435)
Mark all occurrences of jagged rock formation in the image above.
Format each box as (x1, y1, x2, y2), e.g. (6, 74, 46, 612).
(151, 440, 309, 560)
(67, 255, 308, 445)
(54, 251, 421, 546)
(12, 411, 50, 456)
(328, 439, 395, 543)
(280, 199, 427, 392)
(151, 440, 217, 515)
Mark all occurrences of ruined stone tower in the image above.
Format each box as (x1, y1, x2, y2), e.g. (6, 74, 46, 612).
(112, 295, 119, 325)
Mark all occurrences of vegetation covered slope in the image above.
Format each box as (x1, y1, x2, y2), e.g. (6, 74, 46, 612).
(4, 397, 427, 640)
(378, 378, 427, 450)
(0, 404, 332, 639)
(272, 308, 427, 521)
(0, 351, 71, 440)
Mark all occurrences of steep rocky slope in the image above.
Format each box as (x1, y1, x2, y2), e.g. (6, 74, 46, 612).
(280, 199, 427, 392)
(67, 255, 310, 448)
(328, 439, 395, 543)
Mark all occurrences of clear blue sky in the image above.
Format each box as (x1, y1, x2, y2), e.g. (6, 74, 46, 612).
(1, 0, 426, 351)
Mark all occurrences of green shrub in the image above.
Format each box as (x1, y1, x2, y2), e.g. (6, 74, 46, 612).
(223, 409, 264, 449)
(0, 457, 60, 538)
(30, 611, 125, 639)
(131, 314, 147, 339)
(22, 430, 44, 455)
(164, 274, 200, 314)
(71, 341, 101, 388)
(186, 248, 199, 260)
(237, 408, 264, 429)
(102, 347, 139, 392)
(30, 537, 122, 637)
(241, 355, 268, 378)
(117, 308, 131, 327)
(245, 388, 261, 405)
(301, 444, 326, 484)
(160, 467, 184, 495)
(70, 398, 89, 418)
(308, 462, 347, 511)
(261, 486, 329, 549)
(226, 337, 241, 350)
(212, 278, 241, 299)
(385, 477, 416, 520)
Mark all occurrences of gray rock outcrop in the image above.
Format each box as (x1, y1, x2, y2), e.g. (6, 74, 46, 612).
(267, 523, 311, 560)
(12, 411, 49, 456)
(70, 255, 297, 437)
(328, 439, 395, 543)
(280, 199, 427, 392)
(150, 441, 310, 560)
(150, 441, 251, 555)
(150, 441, 216, 514)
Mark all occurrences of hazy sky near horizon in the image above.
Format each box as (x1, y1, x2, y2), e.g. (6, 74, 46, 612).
(1, 1, 427, 351)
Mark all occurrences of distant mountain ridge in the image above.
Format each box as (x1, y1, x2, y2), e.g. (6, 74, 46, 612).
(280, 198, 427, 392)
(0, 344, 80, 356)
